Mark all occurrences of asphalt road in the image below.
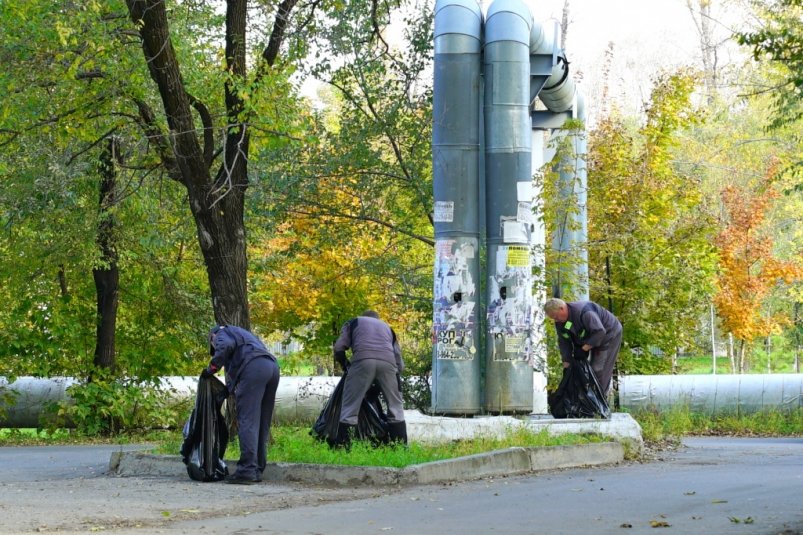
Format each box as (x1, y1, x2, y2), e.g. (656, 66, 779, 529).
(0, 437, 801, 534)
(0, 444, 149, 482)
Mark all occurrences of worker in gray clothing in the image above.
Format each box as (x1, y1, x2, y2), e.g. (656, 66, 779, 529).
(333, 310, 406, 448)
(204, 325, 280, 484)
(544, 298, 622, 396)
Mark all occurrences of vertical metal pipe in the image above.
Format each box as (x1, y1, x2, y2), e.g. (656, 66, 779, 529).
(572, 92, 589, 300)
(431, 0, 483, 415)
(549, 75, 588, 301)
(530, 129, 549, 414)
(483, 0, 534, 414)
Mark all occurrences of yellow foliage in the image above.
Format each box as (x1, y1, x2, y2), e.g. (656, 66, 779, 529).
(714, 169, 803, 343)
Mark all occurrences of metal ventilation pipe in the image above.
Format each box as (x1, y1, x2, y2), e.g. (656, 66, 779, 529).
(528, 18, 562, 413)
(552, 90, 589, 300)
(483, 0, 534, 414)
(431, 0, 483, 415)
(538, 52, 577, 113)
(620, 374, 803, 415)
(0, 376, 341, 428)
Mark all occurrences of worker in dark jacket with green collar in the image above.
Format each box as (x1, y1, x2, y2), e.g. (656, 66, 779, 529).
(544, 298, 622, 396)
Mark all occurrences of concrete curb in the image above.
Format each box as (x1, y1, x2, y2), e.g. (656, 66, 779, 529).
(110, 441, 624, 487)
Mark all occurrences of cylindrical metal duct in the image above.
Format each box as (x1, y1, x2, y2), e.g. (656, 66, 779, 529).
(620, 374, 803, 415)
(483, 0, 534, 414)
(0, 377, 77, 428)
(431, 0, 483, 415)
(552, 90, 588, 300)
(0, 376, 340, 428)
(538, 53, 576, 113)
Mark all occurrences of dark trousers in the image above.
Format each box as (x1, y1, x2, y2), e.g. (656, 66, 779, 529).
(339, 358, 405, 425)
(591, 330, 622, 397)
(233, 357, 280, 479)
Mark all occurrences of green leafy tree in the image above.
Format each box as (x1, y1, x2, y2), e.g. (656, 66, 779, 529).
(249, 0, 435, 376)
(737, 0, 803, 185)
(581, 71, 718, 373)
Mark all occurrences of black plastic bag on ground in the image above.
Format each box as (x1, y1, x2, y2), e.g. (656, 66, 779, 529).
(180, 374, 230, 481)
(548, 358, 611, 419)
(311, 370, 390, 446)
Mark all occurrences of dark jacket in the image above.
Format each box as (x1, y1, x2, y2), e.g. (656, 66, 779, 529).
(555, 301, 622, 364)
(334, 316, 404, 372)
(208, 325, 276, 386)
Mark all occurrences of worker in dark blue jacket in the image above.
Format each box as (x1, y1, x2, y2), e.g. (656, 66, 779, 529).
(332, 310, 406, 448)
(544, 298, 622, 396)
(204, 325, 280, 484)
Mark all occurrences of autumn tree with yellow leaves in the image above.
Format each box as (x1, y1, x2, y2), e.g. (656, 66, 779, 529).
(714, 163, 803, 372)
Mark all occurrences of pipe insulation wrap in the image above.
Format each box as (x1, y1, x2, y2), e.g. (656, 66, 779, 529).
(0, 376, 340, 428)
(434, 0, 483, 52)
(620, 374, 803, 415)
(539, 55, 576, 112)
(484, 0, 532, 45)
(529, 20, 553, 55)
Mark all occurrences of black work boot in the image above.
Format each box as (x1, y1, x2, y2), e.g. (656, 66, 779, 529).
(331, 422, 355, 450)
(387, 421, 408, 446)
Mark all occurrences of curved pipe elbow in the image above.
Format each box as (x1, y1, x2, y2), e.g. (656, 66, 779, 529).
(434, 0, 483, 53)
(484, 0, 532, 46)
(539, 53, 576, 112)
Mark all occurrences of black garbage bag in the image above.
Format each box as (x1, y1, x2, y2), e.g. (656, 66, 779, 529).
(180, 374, 230, 481)
(548, 357, 610, 419)
(311, 370, 390, 446)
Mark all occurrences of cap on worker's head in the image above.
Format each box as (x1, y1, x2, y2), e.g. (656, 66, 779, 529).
(361, 310, 380, 319)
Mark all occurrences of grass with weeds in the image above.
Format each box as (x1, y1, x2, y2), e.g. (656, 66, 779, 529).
(631, 407, 803, 442)
(155, 425, 607, 468)
(0, 427, 177, 447)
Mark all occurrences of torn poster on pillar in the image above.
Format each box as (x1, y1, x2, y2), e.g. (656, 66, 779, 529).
(501, 218, 529, 243)
(517, 202, 533, 224)
(487, 245, 534, 363)
(433, 201, 454, 223)
(433, 238, 478, 360)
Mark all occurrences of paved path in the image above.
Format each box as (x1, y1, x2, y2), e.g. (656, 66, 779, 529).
(0, 444, 148, 482)
(0, 437, 801, 534)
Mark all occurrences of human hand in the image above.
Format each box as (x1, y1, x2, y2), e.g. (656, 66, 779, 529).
(334, 350, 348, 371)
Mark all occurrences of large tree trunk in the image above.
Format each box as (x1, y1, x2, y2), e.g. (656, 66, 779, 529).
(127, 0, 251, 328)
(93, 137, 120, 371)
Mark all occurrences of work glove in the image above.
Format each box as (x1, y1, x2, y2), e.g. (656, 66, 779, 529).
(396, 373, 403, 393)
(334, 350, 348, 371)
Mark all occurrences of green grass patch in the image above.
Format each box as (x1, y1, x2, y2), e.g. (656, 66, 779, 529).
(0, 427, 177, 447)
(155, 425, 607, 468)
(631, 406, 803, 442)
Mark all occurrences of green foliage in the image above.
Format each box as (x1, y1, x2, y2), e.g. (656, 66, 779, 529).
(737, 0, 803, 132)
(53, 371, 189, 436)
(247, 0, 435, 373)
(581, 70, 718, 372)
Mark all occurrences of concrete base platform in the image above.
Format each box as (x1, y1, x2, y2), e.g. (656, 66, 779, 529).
(110, 412, 639, 486)
(407, 410, 642, 452)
